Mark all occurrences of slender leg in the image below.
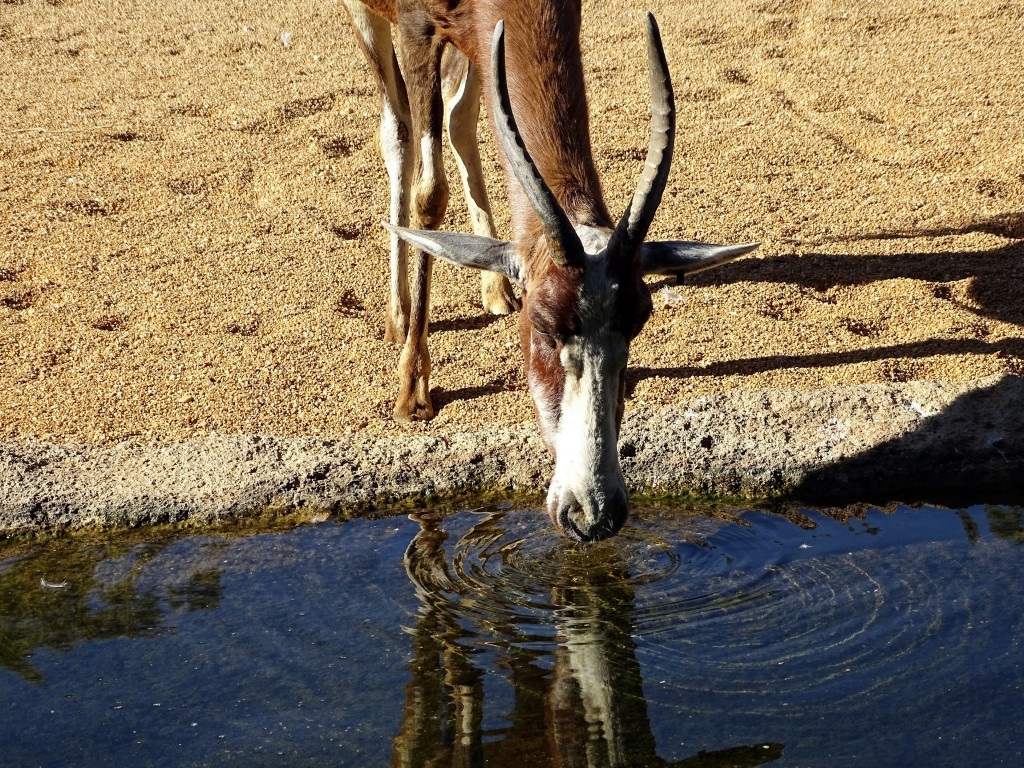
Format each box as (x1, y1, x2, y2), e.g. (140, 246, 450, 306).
(392, 7, 449, 421)
(343, 1, 412, 343)
(441, 49, 520, 315)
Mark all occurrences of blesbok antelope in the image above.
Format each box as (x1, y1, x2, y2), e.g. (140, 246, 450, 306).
(344, 1, 758, 541)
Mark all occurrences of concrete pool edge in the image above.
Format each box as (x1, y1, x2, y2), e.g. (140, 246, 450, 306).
(2, 374, 1022, 536)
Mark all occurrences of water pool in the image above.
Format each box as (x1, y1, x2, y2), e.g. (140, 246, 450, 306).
(1, 503, 1022, 766)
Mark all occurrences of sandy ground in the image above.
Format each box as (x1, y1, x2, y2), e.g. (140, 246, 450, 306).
(2, 0, 1022, 451)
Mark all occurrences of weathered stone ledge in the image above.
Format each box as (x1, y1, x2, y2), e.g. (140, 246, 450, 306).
(2, 375, 1021, 536)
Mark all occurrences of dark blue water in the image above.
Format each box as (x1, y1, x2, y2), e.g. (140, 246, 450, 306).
(1, 503, 1022, 767)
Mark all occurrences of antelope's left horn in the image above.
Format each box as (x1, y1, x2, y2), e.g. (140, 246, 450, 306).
(490, 20, 582, 268)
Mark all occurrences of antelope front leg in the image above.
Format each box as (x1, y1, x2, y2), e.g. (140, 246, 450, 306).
(382, 94, 413, 344)
(342, 1, 412, 343)
(394, 249, 434, 421)
(393, 13, 449, 421)
(441, 50, 520, 315)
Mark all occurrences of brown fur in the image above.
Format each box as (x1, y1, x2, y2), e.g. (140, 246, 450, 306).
(368, 0, 611, 244)
(355, 0, 626, 423)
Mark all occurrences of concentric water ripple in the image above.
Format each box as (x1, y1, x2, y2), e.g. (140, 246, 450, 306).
(403, 506, 685, 641)
(636, 508, 1023, 718)
(403, 504, 1024, 717)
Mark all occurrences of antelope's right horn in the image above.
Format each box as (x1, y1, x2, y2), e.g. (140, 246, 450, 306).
(608, 13, 675, 256)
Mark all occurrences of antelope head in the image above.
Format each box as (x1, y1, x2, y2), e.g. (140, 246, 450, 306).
(387, 14, 758, 541)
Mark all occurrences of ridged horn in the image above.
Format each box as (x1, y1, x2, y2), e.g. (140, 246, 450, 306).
(490, 20, 581, 267)
(608, 13, 675, 256)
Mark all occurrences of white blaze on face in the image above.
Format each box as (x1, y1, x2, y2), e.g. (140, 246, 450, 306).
(547, 332, 627, 516)
(546, 247, 628, 531)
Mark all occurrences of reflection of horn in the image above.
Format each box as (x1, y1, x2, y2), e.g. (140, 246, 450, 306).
(403, 510, 460, 598)
(395, 512, 483, 767)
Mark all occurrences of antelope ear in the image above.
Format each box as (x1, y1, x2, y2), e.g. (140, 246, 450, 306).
(640, 240, 759, 277)
(383, 223, 525, 286)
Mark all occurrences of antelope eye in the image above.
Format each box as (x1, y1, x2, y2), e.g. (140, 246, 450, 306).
(533, 326, 558, 348)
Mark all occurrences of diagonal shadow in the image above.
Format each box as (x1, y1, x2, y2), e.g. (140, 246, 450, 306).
(432, 312, 508, 333)
(628, 337, 1024, 390)
(793, 211, 1024, 242)
(792, 374, 1024, 506)
(683, 213, 1024, 326)
(431, 379, 514, 413)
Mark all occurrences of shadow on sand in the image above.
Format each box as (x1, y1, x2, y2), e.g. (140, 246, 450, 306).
(791, 372, 1024, 505)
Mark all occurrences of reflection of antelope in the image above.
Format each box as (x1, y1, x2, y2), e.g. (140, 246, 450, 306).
(344, 1, 757, 540)
(395, 511, 783, 766)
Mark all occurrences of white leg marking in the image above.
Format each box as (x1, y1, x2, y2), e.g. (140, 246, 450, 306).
(381, 99, 411, 332)
(342, 1, 412, 339)
(444, 58, 497, 239)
